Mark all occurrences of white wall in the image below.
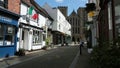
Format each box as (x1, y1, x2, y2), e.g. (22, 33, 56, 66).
(18, 3, 48, 50)
(115, 5, 120, 24)
(43, 4, 57, 20)
(20, 3, 28, 15)
(43, 3, 71, 35)
(38, 14, 46, 27)
(20, 3, 47, 28)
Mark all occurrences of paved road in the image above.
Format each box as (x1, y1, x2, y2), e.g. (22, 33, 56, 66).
(8, 46, 79, 68)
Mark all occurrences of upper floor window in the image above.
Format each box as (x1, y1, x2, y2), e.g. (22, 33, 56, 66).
(0, 0, 8, 8)
(59, 16, 61, 20)
(0, 0, 4, 2)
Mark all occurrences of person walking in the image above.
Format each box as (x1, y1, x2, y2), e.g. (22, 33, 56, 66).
(79, 41, 84, 55)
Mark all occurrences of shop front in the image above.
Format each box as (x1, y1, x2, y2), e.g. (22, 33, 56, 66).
(0, 8, 20, 58)
(18, 23, 44, 51)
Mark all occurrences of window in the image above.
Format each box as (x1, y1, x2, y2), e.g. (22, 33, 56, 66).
(5, 26, 15, 45)
(0, 23, 15, 46)
(72, 28, 74, 34)
(43, 34, 46, 41)
(32, 30, 42, 45)
(59, 24, 61, 30)
(78, 20, 80, 26)
(76, 18, 77, 26)
(75, 27, 77, 34)
(1, 0, 3, 1)
(0, 0, 8, 8)
(22, 30, 24, 40)
(0, 24, 4, 45)
(59, 16, 61, 20)
(78, 28, 80, 34)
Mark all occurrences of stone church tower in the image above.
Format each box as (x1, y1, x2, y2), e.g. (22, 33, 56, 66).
(58, 6, 87, 44)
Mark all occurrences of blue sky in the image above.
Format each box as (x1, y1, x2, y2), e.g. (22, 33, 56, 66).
(35, 0, 87, 16)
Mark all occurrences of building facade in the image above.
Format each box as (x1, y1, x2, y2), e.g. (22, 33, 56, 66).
(4, 0, 53, 52)
(67, 8, 87, 44)
(18, 0, 53, 51)
(114, 0, 120, 39)
(0, 0, 20, 58)
(58, 6, 68, 18)
(43, 3, 71, 45)
(86, 0, 120, 46)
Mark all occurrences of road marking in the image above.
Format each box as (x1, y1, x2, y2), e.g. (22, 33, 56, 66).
(69, 51, 79, 68)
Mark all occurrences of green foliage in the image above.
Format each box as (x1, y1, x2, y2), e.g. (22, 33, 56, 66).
(90, 40, 120, 68)
(45, 37, 50, 46)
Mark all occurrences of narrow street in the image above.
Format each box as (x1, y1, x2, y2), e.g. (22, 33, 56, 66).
(7, 45, 91, 68)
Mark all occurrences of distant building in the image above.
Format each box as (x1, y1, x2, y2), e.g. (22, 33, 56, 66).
(43, 3, 71, 45)
(67, 8, 87, 44)
(58, 6, 68, 18)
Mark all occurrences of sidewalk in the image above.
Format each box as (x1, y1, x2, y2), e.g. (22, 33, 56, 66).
(75, 47, 93, 68)
(0, 46, 57, 68)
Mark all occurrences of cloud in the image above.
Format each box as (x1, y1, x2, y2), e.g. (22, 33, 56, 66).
(55, 0, 64, 3)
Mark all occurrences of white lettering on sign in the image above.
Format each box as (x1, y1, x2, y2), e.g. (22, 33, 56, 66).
(0, 15, 12, 22)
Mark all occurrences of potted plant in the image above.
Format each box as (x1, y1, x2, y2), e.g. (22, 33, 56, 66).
(42, 37, 50, 50)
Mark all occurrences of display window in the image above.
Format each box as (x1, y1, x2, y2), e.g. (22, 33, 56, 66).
(32, 30, 42, 45)
(0, 23, 15, 46)
(0, 24, 4, 45)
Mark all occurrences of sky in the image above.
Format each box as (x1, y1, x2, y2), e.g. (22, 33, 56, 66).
(35, 0, 88, 16)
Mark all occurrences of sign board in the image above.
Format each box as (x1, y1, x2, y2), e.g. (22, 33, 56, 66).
(0, 15, 12, 23)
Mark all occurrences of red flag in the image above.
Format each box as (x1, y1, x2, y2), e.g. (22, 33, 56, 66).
(32, 14, 38, 20)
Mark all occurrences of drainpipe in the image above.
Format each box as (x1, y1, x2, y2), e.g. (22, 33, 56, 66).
(111, 0, 116, 41)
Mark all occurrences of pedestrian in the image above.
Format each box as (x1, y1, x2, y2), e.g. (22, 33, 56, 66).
(79, 41, 84, 55)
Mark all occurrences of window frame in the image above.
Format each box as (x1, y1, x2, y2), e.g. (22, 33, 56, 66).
(0, 23, 16, 46)
(32, 30, 42, 45)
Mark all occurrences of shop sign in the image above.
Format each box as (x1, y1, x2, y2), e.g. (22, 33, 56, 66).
(0, 15, 12, 23)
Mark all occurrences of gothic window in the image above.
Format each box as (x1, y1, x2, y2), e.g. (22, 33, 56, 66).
(72, 36, 75, 41)
(76, 27, 77, 34)
(78, 28, 80, 34)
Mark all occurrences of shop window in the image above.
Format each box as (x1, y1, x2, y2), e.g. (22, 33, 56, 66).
(43, 34, 46, 41)
(0, 24, 4, 45)
(5, 26, 15, 45)
(32, 30, 42, 45)
(0, 24, 15, 46)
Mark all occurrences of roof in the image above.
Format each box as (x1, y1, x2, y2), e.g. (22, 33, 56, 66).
(0, 7, 20, 19)
(21, 0, 32, 7)
(30, 0, 53, 21)
(69, 10, 77, 17)
(21, 0, 53, 20)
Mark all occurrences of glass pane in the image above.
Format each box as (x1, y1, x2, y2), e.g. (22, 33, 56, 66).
(5, 25, 15, 45)
(7, 26, 15, 34)
(43, 34, 46, 41)
(0, 24, 4, 46)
